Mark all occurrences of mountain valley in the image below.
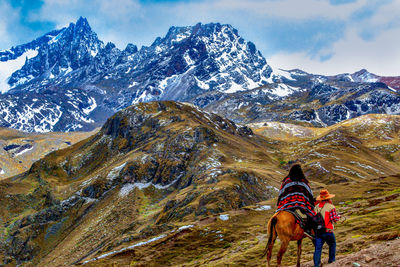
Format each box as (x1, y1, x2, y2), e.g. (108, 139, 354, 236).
(0, 101, 399, 266)
(0, 16, 399, 267)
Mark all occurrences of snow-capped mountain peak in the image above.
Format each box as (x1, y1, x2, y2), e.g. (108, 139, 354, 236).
(2, 17, 103, 93)
(145, 22, 272, 95)
(0, 18, 399, 133)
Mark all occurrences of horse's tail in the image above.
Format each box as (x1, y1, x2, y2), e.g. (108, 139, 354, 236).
(261, 213, 278, 258)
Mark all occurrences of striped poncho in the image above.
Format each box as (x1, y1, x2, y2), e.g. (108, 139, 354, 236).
(276, 176, 316, 217)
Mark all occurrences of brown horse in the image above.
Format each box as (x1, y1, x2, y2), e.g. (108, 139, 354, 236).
(265, 211, 307, 267)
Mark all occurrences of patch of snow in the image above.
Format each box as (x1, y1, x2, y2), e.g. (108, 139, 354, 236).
(308, 151, 328, 158)
(61, 66, 73, 75)
(119, 177, 180, 197)
(159, 75, 178, 90)
(308, 161, 330, 173)
(224, 82, 245, 94)
(183, 52, 195, 66)
(107, 163, 127, 180)
(82, 222, 195, 264)
(83, 197, 97, 204)
(313, 76, 327, 83)
(346, 74, 354, 82)
(90, 48, 98, 57)
(178, 224, 194, 231)
(332, 166, 366, 179)
(82, 97, 97, 115)
(132, 90, 151, 104)
(128, 81, 138, 88)
(48, 31, 63, 45)
(153, 177, 180, 189)
(269, 83, 298, 97)
(119, 183, 138, 197)
(255, 205, 271, 211)
(267, 185, 280, 192)
(349, 161, 384, 175)
(268, 68, 295, 82)
(0, 49, 39, 93)
(15, 146, 33, 156)
(83, 233, 167, 264)
(81, 177, 96, 187)
(194, 77, 210, 90)
(155, 46, 162, 54)
(219, 214, 229, 221)
(314, 111, 327, 127)
(173, 33, 190, 43)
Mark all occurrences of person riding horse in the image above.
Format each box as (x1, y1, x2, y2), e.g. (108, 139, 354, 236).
(265, 164, 318, 267)
(276, 164, 317, 236)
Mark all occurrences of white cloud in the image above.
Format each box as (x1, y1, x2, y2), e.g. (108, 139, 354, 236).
(0, 0, 21, 50)
(214, 0, 367, 20)
(268, 0, 400, 76)
(28, 0, 143, 48)
(268, 25, 400, 76)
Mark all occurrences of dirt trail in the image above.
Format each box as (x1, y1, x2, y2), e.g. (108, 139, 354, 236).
(292, 238, 400, 267)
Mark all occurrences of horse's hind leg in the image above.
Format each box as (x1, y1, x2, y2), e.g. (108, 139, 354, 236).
(276, 238, 289, 267)
(266, 228, 277, 267)
(296, 239, 302, 267)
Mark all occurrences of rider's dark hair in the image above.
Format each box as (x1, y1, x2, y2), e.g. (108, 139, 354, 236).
(288, 164, 306, 181)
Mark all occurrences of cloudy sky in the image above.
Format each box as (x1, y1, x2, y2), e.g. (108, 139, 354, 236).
(1, 0, 399, 75)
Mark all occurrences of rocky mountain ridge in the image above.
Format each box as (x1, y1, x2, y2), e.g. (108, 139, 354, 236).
(0, 17, 399, 132)
(0, 18, 272, 132)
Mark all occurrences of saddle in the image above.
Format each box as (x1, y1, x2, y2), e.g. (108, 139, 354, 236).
(286, 209, 315, 239)
(286, 209, 307, 228)
(286, 208, 326, 239)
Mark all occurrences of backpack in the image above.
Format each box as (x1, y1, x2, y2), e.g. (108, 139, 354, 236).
(314, 205, 327, 236)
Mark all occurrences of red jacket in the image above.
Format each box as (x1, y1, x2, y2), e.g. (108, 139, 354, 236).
(315, 201, 340, 231)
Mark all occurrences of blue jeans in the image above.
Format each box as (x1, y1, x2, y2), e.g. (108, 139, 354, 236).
(313, 232, 336, 267)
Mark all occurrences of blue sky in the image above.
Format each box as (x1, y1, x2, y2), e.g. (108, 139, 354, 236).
(0, 0, 399, 75)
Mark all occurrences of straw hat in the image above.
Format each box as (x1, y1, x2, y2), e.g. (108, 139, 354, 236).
(316, 189, 335, 201)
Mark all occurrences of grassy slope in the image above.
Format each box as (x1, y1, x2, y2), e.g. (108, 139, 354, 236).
(85, 175, 400, 267)
(0, 127, 98, 179)
(81, 114, 400, 266)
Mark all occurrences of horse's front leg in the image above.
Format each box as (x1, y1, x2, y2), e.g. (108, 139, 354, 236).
(296, 239, 302, 267)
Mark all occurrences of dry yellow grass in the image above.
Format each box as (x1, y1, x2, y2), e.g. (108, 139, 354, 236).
(0, 128, 98, 180)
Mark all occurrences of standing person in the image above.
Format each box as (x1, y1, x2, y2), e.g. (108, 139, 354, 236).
(313, 189, 341, 266)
